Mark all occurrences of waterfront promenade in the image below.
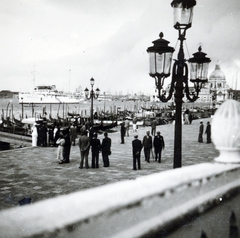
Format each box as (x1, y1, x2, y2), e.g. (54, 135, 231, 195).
(0, 118, 218, 211)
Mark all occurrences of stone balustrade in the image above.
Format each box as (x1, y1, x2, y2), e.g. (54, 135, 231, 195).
(0, 99, 239, 238)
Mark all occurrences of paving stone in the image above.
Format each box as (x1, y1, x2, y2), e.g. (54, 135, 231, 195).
(0, 118, 219, 211)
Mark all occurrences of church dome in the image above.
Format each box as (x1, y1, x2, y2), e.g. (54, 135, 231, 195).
(209, 63, 226, 81)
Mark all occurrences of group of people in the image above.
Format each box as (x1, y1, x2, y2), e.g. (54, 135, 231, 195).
(37, 115, 212, 171)
(31, 122, 78, 148)
(198, 121, 211, 143)
(78, 131, 111, 169)
(131, 130, 165, 170)
(55, 124, 112, 169)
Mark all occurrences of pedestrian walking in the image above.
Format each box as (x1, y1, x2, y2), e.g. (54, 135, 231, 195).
(90, 132, 101, 168)
(205, 121, 211, 143)
(132, 134, 143, 170)
(153, 131, 165, 163)
(142, 131, 152, 163)
(56, 133, 65, 164)
(78, 130, 90, 169)
(198, 121, 204, 143)
(120, 122, 126, 144)
(151, 119, 157, 136)
(101, 132, 111, 167)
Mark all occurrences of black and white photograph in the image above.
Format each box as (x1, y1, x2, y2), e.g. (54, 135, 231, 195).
(0, 0, 240, 237)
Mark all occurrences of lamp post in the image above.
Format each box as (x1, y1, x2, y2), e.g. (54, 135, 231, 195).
(21, 97, 24, 119)
(147, 0, 211, 168)
(84, 78, 100, 125)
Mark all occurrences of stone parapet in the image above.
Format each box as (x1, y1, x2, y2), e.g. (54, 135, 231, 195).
(0, 162, 240, 237)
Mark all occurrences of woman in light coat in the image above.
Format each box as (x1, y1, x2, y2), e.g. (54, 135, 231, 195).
(31, 123, 38, 147)
(56, 134, 65, 164)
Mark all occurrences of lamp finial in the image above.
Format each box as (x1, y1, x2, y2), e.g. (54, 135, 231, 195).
(159, 32, 164, 38)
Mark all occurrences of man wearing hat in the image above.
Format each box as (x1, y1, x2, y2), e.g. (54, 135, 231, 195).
(142, 131, 152, 163)
(90, 132, 101, 168)
(78, 130, 90, 169)
(153, 131, 165, 163)
(132, 134, 143, 170)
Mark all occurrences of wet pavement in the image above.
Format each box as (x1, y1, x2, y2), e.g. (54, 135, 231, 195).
(0, 118, 219, 211)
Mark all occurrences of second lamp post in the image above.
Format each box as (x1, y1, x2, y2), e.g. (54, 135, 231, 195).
(147, 0, 211, 168)
(84, 78, 100, 125)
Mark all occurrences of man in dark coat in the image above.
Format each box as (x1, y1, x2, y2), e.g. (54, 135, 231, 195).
(101, 132, 111, 167)
(62, 128, 71, 163)
(142, 131, 152, 163)
(42, 123, 48, 147)
(90, 132, 101, 168)
(120, 122, 126, 144)
(132, 134, 143, 170)
(153, 131, 165, 163)
(205, 121, 211, 143)
(198, 121, 204, 143)
(78, 130, 90, 169)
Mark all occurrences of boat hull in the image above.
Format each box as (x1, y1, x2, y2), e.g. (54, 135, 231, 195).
(19, 93, 81, 104)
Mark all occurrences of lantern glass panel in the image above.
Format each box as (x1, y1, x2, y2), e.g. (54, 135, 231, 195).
(173, 4, 193, 28)
(156, 53, 164, 74)
(163, 52, 173, 74)
(149, 52, 156, 74)
(201, 62, 209, 79)
(190, 62, 209, 80)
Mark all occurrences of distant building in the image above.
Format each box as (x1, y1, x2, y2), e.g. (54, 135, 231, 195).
(0, 90, 18, 98)
(208, 63, 229, 104)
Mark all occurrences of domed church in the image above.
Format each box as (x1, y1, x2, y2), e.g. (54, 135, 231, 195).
(208, 62, 229, 103)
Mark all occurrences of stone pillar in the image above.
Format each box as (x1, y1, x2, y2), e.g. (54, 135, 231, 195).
(212, 99, 240, 163)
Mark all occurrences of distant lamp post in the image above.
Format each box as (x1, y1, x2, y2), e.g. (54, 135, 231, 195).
(84, 78, 100, 125)
(21, 97, 24, 119)
(147, 0, 211, 168)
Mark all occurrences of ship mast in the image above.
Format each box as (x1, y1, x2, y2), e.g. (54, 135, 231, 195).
(69, 69, 71, 93)
(32, 65, 36, 92)
(235, 72, 238, 90)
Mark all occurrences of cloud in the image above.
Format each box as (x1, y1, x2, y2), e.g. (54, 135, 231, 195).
(0, 0, 240, 93)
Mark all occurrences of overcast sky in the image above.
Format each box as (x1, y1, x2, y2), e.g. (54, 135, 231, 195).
(0, 0, 240, 94)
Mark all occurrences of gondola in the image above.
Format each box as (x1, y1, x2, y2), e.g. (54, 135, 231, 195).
(67, 112, 80, 117)
(13, 117, 25, 127)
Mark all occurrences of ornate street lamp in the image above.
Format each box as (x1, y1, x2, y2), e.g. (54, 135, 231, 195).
(147, 32, 175, 100)
(147, 0, 211, 168)
(84, 78, 100, 125)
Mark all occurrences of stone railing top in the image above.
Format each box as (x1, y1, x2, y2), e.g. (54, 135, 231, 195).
(0, 162, 240, 238)
(212, 99, 240, 163)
